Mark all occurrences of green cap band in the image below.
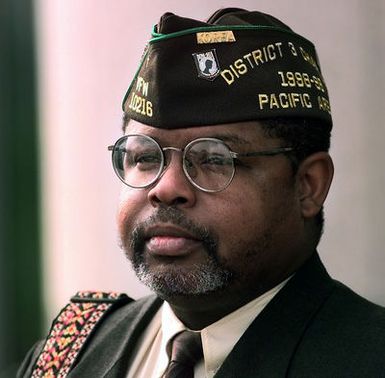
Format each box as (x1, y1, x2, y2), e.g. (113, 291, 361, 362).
(123, 9, 332, 129)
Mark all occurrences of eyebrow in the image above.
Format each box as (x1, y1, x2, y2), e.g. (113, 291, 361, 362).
(209, 133, 253, 146)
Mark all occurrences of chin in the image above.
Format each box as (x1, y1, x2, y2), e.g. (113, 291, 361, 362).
(133, 261, 233, 298)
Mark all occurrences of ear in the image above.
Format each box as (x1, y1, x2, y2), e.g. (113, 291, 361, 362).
(296, 152, 334, 219)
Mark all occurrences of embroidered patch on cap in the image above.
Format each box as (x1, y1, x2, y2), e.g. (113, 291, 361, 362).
(192, 49, 221, 81)
(196, 30, 236, 44)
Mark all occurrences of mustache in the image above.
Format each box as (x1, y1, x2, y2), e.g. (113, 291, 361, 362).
(128, 206, 218, 258)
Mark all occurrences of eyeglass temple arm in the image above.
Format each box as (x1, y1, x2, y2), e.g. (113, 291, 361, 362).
(108, 146, 127, 152)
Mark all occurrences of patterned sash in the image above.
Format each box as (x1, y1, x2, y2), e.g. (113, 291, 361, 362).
(31, 291, 130, 378)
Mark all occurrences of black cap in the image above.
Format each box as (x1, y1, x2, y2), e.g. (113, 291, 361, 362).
(123, 8, 332, 129)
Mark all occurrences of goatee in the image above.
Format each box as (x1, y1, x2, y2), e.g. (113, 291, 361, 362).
(120, 206, 233, 298)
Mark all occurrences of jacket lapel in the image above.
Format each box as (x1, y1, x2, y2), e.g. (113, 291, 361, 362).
(214, 253, 335, 378)
(69, 295, 162, 377)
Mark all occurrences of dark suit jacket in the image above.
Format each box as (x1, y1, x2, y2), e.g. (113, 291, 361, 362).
(18, 253, 385, 377)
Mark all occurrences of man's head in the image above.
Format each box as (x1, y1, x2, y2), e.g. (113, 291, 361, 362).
(113, 9, 334, 315)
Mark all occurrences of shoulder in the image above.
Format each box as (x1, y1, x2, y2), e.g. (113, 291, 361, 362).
(318, 279, 385, 336)
(291, 280, 385, 375)
(273, 253, 385, 375)
(17, 292, 162, 378)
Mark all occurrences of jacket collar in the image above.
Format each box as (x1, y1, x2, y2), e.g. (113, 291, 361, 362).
(214, 252, 335, 377)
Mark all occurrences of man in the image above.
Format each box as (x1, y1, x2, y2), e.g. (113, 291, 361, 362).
(19, 8, 385, 378)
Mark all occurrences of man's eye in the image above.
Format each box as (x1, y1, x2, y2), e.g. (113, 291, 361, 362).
(201, 155, 231, 166)
(135, 153, 160, 164)
(124, 152, 161, 170)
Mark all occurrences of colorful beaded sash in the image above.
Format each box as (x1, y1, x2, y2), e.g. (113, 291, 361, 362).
(31, 291, 130, 378)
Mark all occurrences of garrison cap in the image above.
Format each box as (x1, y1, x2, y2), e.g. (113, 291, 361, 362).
(123, 8, 332, 129)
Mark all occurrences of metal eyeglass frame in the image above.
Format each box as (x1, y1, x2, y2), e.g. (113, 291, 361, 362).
(108, 134, 294, 193)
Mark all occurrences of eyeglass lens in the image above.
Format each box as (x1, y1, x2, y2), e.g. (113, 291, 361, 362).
(112, 135, 235, 192)
(184, 139, 234, 191)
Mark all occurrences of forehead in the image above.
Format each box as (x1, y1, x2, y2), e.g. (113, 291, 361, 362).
(124, 119, 273, 147)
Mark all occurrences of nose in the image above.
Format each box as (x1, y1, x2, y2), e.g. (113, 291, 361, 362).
(147, 152, 197, 208)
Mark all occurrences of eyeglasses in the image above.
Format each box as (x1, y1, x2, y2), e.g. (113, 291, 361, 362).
(108, 134, 294, 193)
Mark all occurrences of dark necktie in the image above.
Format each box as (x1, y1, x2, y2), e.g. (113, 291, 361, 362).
(163, 330, 203, 378)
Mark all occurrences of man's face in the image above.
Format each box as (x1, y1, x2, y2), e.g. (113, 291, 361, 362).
(117, 120, 307, 307)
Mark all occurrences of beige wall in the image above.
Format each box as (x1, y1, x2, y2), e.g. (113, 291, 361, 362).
(35, 0, 385, 321)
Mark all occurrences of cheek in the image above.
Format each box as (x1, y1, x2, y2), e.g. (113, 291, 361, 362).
(211, 174, 299, 260)
(214, 177, 268, 229)
(117, 187, 147, 243)
(204, 188, 263, 253)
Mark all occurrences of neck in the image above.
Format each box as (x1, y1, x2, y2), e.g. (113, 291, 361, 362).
(166, 280, 281, 330)
(165, 250, 314, 330)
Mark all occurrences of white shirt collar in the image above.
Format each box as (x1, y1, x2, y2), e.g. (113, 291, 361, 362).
(160, 276, 291, 377)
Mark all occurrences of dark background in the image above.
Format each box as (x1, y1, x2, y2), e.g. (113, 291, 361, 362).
(0, 0, 43, 376)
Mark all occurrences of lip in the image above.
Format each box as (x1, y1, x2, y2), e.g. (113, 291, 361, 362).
(144, 224, 202, 257)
